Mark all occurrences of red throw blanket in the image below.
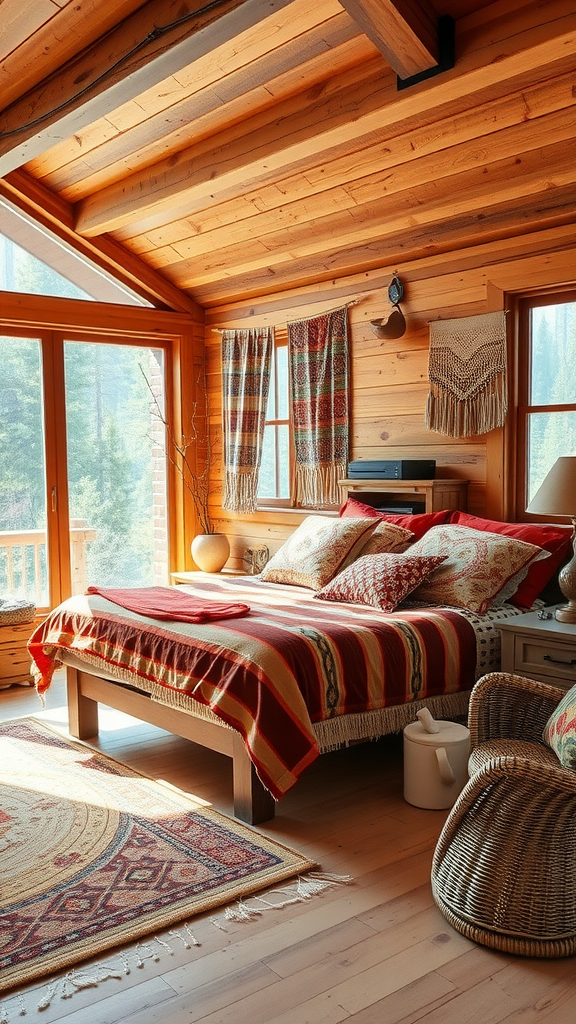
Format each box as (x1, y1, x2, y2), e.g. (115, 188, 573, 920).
(86, 586, 249, 623)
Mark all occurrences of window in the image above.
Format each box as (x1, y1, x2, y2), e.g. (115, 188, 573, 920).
(0, 330, 170, 608)
(516, 291, 576, 518)
(0, 198, 150, 304)
(257, 331, 292, 506)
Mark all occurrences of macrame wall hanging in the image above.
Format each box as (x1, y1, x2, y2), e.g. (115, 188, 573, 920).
(425, 310, 507, 438)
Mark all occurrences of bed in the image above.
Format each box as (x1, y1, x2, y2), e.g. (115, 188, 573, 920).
(28, 509, 572, 823)
(28, 573, 528, 823)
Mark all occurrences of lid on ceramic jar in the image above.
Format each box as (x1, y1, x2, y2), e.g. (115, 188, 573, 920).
(404, 707, 469, 746)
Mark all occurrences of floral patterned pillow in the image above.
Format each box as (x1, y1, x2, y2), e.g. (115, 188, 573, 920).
(260, 516, 377, 590)
(408, 524, 547, 614)
(543, 685, 576, 771)
(314, 552, 447, 611)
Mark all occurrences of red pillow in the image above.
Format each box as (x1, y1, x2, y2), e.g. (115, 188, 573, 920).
(449, 511, 573, 608)
(340, 497, 451, 541)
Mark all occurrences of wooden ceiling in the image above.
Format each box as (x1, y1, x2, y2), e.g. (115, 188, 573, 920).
(0, 0, 574, 310)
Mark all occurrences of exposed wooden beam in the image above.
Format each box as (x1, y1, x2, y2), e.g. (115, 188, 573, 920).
(0, 0, 295, 177)
(73, 1, 576, 237)
(167, 140, 576, 288)
(134, 97, 576, 266)
(0, 169, 201, 315)
(119, 66, 575, 256)
(190, 184, 576, 304)
(32, 7, 365, 202)
(338, 0, 439, 78)
(0, 0, 149, 110)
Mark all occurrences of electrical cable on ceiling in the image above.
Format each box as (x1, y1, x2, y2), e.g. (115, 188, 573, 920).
(0, 0, 231, 139)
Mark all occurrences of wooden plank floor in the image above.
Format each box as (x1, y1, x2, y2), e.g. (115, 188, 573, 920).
(2, 675, 576, 1023)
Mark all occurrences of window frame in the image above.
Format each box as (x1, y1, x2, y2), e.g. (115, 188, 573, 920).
(257, 328, 295, 509)
(510, 287, 576, 523)
(0, 290, 200, 607)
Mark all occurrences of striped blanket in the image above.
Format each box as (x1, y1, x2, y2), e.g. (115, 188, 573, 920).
(28, 575, 479, 800)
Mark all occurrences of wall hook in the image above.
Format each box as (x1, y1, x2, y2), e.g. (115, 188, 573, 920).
(369, 276, 406, 338)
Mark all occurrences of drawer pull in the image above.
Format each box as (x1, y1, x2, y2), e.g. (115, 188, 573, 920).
(543, 654, 576, 667)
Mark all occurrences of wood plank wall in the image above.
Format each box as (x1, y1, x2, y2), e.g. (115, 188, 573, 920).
(203, 222, 576, 571)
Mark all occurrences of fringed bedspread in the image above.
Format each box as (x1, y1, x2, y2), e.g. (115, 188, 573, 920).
(29, 575, 494, 800)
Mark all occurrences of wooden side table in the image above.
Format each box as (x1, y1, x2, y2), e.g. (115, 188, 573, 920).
(497, 609, 576, 691)
(338, 478, 468, 513)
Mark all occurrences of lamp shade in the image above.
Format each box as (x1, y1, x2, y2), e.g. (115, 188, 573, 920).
(526, 456, 576, 516)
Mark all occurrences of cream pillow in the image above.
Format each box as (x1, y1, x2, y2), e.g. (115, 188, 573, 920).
(408, 524, 548, 614)
(354, 521, 414, 557)
(260, 516, 377, 590)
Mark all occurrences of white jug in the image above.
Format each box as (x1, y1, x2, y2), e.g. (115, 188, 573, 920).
(403, 707, 470, 809)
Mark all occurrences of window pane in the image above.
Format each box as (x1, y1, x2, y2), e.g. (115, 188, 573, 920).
(277, 424, 290, 497)
(0, 205, 150, 305)
(64, 342, 168, 590)
(257, 425, 290, 499)
(530, 302, 576, 405)
(527, 411, 576, 504)
(0, 337, 49, 604)
(258, 426, 276, 498)
(277, 345, 289, 419)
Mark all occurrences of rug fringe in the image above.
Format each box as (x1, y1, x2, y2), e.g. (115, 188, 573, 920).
(224, 871, 353, 922)
(0, 874, 350, 1021)
(0, 925, 202, 1021)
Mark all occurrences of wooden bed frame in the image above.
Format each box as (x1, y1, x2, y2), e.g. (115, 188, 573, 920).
(66, 665, 276, 824)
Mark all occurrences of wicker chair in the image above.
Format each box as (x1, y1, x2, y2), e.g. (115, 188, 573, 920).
(431, 671, 576, 958)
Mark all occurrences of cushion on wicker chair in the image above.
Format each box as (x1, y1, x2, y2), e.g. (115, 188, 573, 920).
(542, 682, 576, 770)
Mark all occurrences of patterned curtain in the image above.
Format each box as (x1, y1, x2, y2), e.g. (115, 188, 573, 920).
(221, 327, 273, 513)
(288, 306, 350, 507)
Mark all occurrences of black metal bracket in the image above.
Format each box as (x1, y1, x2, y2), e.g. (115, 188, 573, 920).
(397, 15, 455, 91)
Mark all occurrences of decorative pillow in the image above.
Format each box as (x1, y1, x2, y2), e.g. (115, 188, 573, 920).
(354, 521, 414, 557)
(339, 497, 451, 540)
(339, 496, 382, 519)
(449, 511, 573, 608)
(315, 553, 447, 612)
(408, 524, 548, 614)
(260, 516, 377, 590)
(543, 684, 576, 771)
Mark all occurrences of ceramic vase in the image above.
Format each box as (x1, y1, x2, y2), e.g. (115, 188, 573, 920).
(191, 533, 230, 573)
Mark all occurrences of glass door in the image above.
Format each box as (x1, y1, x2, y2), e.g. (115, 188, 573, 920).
(0, 335, 49, 606)
(63, 340, 168, 592)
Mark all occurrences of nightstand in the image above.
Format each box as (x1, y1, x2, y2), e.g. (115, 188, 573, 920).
(170, 569, 245, 584)
(0, 621, 35, 689)
(497, 609, 576, 691)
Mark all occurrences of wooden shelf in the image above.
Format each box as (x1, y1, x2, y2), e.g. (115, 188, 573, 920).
(339, 478, 469, 513)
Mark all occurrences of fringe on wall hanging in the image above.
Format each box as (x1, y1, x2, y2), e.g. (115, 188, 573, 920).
(425, 310, 507, 438)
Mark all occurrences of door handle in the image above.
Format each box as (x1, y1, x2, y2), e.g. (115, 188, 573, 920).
(51, 486, 57, 512)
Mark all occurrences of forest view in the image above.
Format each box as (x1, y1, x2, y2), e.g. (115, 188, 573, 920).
(528, 301, 576, 501)
(0, 234, 167, 604)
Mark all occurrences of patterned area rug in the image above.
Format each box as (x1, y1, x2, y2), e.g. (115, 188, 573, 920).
(0, 718, 315, 994)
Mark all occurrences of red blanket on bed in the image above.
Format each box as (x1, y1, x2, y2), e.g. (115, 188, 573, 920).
(86, 585, 249, 623)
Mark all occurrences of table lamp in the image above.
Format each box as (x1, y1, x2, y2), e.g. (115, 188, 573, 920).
(526, 456, 576, 623)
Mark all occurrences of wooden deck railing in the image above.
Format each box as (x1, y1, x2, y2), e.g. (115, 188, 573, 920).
(0, 525, 97, 603)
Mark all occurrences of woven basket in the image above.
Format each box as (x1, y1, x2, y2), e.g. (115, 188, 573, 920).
(0, 599, 36, 626)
